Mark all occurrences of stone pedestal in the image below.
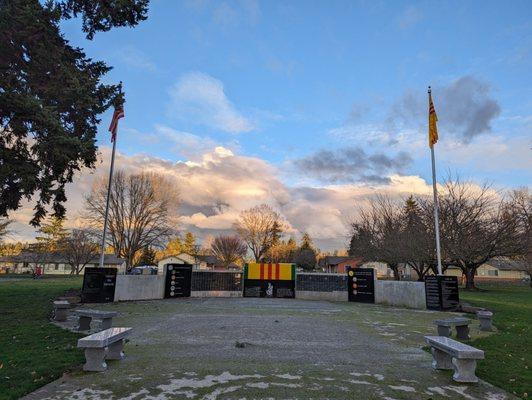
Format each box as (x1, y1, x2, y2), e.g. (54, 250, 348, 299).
(53, 301, 70, 322)
(452, 358, 478, 383)
(83, 348, 107, 372)
(431, 347, 453, 370)
(437, 325, 452, 337)
(78, 316, 92, 331)
(101, 317, 113, 330)
(455, 325, 470, 340)
(477, 310, 493, 331)
(107, 339, 125, 360)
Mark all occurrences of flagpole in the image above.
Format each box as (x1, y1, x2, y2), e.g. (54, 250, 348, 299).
(98, 134, 117, 268)
(429, 86, 443, 276)
(99, 83, 122, 268)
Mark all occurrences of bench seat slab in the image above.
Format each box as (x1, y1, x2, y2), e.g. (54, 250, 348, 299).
(83, 348, 107, 372)
(452, 358, 479, 383)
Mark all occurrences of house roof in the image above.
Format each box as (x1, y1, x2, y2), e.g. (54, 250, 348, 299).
(0, 251, 125, 265)
(320, 256, 358, 266)
(486, 257, 527, 271)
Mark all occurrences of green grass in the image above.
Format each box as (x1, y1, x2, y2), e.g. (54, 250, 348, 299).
(460, 284, 532, 399)
(0, 277, 84, 400)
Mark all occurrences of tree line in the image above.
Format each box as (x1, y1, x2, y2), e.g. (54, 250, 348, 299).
(349, 179, 531, 289)
(0, 170, 322, 273)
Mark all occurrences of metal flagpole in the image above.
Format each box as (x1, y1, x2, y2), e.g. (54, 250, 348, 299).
(99, 83, 123, 268)
(98, 135, 117, 268)
(430, 145, 443, 275)
(429, 87, 443, 276)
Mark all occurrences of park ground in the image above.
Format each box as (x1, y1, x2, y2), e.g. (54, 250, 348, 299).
(0, 276, 530, 400)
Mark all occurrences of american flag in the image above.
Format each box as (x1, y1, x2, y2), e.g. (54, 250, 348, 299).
(108, 107, 125, 142)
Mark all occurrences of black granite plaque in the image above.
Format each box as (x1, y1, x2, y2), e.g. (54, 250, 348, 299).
(81, 267, 117, 303)
(425, 276, 459, 311)
(164, 264, 192, 298)
(243, 279, 295, 298)
(347, 267, 375, 303)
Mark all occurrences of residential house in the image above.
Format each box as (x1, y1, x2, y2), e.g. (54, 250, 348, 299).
(157, 253, 239, 273)
(0, 251, 126, 275)
(319, 256, 360, 274)
(444, 257, 529, 282)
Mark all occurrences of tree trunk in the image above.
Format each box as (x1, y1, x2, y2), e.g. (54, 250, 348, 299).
(464, 267, 476, 290)
(389, 263, 400, 280)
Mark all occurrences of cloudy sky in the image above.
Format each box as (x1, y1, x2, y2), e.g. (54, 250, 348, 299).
(10, 0, 532, 250)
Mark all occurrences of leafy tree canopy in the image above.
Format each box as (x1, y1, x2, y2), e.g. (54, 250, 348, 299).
(0, 0, 149, 226)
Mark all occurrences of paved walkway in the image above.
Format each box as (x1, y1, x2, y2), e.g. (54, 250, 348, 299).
(27, 298, 512, 399)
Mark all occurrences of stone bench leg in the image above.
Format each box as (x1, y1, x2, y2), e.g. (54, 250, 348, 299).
(479, 317, 492, 332)
(455, 325, 470, 340)
(107, 339, 125, 360)
(430, 347, 453, 370)
(436, 325, 452, 337)
(78, 316, 92, 331)
(101, 317, 113, 330)
(54, 308, 68, 322)
(83, 348, 107, 372)
(452, 358, 478, 383)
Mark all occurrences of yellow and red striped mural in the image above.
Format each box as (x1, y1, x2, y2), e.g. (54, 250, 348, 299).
(244, 263, 296, 281)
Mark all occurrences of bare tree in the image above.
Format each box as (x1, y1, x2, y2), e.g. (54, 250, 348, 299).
(403, 196, 437, 281)
(60, 229, 99, 274)
(509, 188, 532, 286)
(436, 179, 524, 289)
(349, 195, 404, 280)
(234, 204, 286, 262)
(210, 235, 247, 268)
(84, 171, 178, 270)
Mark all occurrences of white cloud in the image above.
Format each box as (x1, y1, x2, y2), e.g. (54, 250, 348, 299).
(116, 46, 156, 71)
(168, 72, 254, 133)
(397, 6, 423, 30)
(6, 146, 436, 251)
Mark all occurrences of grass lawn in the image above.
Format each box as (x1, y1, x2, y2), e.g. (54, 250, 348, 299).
(0, 276, 84, 400)
(460, 283, 532, 399)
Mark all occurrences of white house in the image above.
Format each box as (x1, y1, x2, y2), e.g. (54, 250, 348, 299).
(157, 253, 223, 274)
(0, 251, 126, 275)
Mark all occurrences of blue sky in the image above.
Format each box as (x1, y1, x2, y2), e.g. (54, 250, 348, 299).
(14, 0, 531, 248)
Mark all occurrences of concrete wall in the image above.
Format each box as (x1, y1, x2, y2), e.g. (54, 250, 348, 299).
(296, 290, 347, 301)
(191, 291, 242, 298)
(112, 271, 426, 309)
(114, 275, 165, 301)
(375, 280, 426, 309)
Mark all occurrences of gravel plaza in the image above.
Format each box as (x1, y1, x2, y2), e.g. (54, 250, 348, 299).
(25, 297, 513, 400)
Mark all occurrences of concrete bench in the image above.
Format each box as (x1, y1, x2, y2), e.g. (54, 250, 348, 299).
(77, 327, 132, 372)
(425, 336, 484, 383)
(477, 310, 493, 331)
(53, 300, 70, 322)
(73, 309, 118, 331)
(433, 317, 471, 340)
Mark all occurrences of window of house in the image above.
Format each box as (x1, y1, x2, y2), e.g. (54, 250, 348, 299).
(488, 270, 498, 277)
(54, 264, 59, 270)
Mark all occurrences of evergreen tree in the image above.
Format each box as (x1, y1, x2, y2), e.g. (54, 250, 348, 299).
(300, 232, 313, 249)
(163, 236, 183, 256)
(137, 246, 156, 266)
(35, 216, 68, 252)
(183, 232, 197, 255)
(0, 0, 149, 225)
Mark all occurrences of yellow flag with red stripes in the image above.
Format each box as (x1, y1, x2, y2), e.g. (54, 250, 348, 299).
(428, 88, 438, 147)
